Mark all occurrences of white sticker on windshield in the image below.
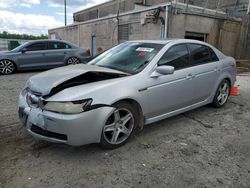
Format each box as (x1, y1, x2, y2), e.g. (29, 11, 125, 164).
(136, 47, 154, 52)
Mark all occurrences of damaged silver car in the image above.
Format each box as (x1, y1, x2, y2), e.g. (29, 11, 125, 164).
(18, 39, 236, 149)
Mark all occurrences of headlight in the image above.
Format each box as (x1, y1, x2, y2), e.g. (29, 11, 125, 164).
(43, 99, 92, 114)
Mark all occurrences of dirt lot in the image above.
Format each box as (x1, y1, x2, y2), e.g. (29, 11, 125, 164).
(0, 72, 250, 188)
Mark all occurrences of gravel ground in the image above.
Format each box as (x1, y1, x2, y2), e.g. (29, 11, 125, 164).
(0, 72, 250, 188)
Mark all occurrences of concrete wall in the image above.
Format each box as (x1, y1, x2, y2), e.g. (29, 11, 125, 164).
(74, 0, 137, 22)
(50, 25, 79, 46)
(168, 10, 243, 58)
(218, 21, 242, 57)
(50, 8, 163, 54)
(169, 13, 221, 46)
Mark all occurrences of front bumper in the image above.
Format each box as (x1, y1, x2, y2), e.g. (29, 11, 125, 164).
(18, 92, 114, 146)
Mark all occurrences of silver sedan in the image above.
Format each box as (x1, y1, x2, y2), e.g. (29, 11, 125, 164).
(0, 39, 90, 75)
(18, 39, 236, 149)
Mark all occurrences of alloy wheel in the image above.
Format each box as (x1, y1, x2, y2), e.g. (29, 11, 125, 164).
(103, 108, 134, 145)
(0, 60, 15, 74)
(67, 57, 80, 65)
(217, 82, 230, 105)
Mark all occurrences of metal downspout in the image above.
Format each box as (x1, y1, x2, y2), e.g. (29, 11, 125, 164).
(247, 0, 250, 14)
(164, 5, 169, 39)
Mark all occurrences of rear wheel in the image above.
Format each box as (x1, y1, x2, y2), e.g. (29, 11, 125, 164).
(100, 102, 139, 149)
(66, 57, 80, 65)
(212, 79, 230, 108)
(0, 59, 16, 75)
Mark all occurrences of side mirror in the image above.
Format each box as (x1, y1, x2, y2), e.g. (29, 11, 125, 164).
(21, 48, 27, 53)
(151, 65, 175, 78)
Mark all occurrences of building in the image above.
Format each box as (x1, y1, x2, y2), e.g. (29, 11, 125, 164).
(73, 0, 249, 22)
(49, 0, 250, 59)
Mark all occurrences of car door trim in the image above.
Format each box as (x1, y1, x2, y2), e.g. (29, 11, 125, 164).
(145, 98, 209, 124)
(139, 76, 187, 92)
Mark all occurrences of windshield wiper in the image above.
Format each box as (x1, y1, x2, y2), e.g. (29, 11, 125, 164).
(97, 65, 131, 75)
(135, 61, 149, 71)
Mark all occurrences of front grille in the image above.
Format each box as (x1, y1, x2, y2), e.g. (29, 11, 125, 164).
(31, 125, 68, 141)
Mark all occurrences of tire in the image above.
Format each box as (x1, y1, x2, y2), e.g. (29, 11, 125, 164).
(100, 102, 139, 149)
(66, 57, 81, 65)
(212, 79, 231, 108)
(0, 59, 16, 75)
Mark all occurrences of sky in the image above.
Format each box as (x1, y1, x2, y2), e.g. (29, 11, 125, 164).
(0, 0, 109, 36)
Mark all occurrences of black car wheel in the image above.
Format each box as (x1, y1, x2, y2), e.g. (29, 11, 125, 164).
(66, 57, 80, 65)
(212, 79, 231, 108)
(0, 59, 16, 75)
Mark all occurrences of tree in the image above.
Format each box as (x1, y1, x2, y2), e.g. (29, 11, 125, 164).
(0, 31, 48, 40)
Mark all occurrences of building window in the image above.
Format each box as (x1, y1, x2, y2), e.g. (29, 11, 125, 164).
(118, 24, 130, 42)
(185, 31, 208, 42)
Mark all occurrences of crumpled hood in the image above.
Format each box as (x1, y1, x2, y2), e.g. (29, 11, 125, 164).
(27, 64, 127, 96)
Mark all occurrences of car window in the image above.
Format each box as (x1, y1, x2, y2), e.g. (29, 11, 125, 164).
(208, 47, 219, 62)
(25, 42, 46, 51)
(188, 44, 212, 66)
(158, 44, 189, 70)
(48, 42, 72, 50)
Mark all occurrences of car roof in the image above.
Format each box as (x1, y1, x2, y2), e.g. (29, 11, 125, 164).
(129, 39, 173, 45)
(128, 39, 210, 46)
(25, 39, 78, 48)
(28, 39, 69, 43)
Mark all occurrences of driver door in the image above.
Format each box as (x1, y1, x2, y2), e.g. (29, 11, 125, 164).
(144, 44, 196, 119)
(17, 41, 47, 70)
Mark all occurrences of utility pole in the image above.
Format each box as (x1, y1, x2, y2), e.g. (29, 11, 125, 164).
(247, 0, 250, 14)
(64, 0, 67, 26)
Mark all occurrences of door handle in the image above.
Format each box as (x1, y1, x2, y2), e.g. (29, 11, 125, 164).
(214, 68, 221, 72)
(186, 74, 193, 80)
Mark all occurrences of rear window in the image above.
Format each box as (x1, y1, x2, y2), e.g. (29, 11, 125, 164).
(208, 47, 219, 62)
(188, 44, 211, 66)
(48, 42, 71, 50)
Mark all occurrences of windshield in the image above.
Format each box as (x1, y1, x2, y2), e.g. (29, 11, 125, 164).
(89, 42, 163, 74)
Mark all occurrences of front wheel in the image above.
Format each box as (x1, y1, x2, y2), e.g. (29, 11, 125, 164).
(66, 57, 80, 65)
(100, 102, 139, 149)
(212, 79, 231, 108)
(0, 59, 16, 75)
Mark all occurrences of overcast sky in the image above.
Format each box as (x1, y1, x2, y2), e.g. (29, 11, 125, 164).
(0, 0, 109, 36)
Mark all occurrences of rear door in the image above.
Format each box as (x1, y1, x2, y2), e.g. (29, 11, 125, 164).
(46, 41, 72, 68)
(17, 42, 47, 69)
(187, 43, 221, 103)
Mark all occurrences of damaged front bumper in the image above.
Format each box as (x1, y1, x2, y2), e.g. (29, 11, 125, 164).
(18, 90, 114, 146)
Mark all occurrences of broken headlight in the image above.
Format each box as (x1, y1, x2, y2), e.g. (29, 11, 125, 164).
(43, 99, 92, 114)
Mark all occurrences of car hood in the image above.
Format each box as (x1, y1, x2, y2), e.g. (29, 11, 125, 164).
(27, 64, 128, 96)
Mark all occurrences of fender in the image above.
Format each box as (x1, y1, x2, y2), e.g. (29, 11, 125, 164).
(210, 71, 234, 101)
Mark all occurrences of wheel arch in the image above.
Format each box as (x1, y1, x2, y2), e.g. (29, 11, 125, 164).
(212, 74, 233, 100)
(112, 98, 144, 130)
